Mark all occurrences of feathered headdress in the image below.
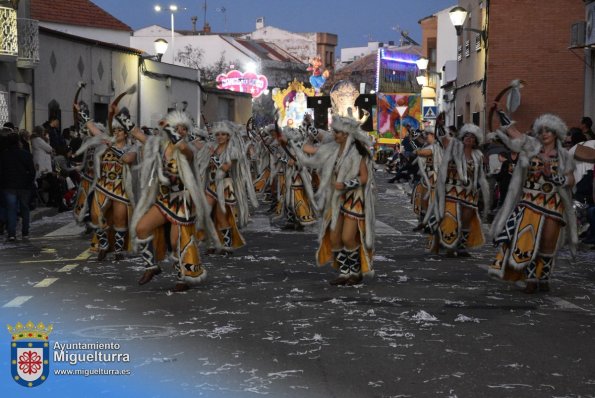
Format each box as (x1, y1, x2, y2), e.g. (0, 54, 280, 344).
(532, 113, 567, 141)
(165, 110, 193, 131)
(458, 123, 484, 146)
(111, 107, 129, 132)
(331, 113, 371, 146)
(211, 120, 235, 136)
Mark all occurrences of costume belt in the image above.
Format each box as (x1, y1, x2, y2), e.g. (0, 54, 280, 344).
(523, 180, 556, 194)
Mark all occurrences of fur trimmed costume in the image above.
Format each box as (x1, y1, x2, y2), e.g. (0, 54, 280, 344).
(131, 128, 218, 286)
(293, 115, 377, 284)
(77, 133, 136, 259)
(413, 137, 444, 226)
(428, 124, 490, 255)
(488, 114, 577, 287)
(277, 126, 318, 228)
(194, 121, 258, 252)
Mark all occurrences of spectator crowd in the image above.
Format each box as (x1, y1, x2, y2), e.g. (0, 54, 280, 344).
(0, 119, 80, 242)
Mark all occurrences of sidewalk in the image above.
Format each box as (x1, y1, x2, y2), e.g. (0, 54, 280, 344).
(30, 206, 59, 222)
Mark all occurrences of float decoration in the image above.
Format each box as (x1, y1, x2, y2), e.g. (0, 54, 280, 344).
(216, 70, 269, 98)
(307, 55, 330, 95)
(272, 79, 315, 128)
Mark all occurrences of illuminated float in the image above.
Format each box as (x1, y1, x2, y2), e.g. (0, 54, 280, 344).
(272, 79, 315, 128)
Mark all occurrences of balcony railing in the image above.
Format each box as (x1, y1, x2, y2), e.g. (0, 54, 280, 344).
(0, 91, 9, 126)
(17, 18, 39, 68)
(0, 6, 18, 60)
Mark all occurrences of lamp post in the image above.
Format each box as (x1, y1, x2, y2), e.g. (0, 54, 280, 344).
(448, 6, 487, 43)
(155, 4, 178, 63)
(153, 39, 168, 62)
(416, 57, 440, 109)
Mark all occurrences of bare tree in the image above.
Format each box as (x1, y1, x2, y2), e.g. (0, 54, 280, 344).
(200, 52, 240, 87)
(176, 48, 241, 88)
(175, 44, 204, 70)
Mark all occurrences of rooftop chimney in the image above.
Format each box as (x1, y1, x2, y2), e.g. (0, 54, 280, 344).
(256, 17, 265, 30)
(203, 22, 211, 34)
(191, 16, 198, 33)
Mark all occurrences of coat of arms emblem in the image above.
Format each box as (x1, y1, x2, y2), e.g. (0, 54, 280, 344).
(7, 321, 52, 387)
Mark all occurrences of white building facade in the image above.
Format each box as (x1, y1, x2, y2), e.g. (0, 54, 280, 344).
(435, 7, 458, 125)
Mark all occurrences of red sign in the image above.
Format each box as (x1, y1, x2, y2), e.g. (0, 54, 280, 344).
(216, 70, 268, 98)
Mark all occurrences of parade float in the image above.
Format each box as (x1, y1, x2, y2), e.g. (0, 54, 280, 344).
(272, 79, 315, 128)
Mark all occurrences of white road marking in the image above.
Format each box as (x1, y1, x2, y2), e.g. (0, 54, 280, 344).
(74, 249, 92, 260)
(246, 216, 402, 236)
(58, 264, 79, 273)
(375, 220, 401, 236)
(3, 296, 33, 308)
(546, 297, 587, 311)
(34, 278, 59, 288)
(481, 261, 589, 311)
(44, 221, 85, 237)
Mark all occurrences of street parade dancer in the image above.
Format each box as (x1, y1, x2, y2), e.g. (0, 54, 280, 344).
(271, 117, 319, 230)
(76, 87, 137, 261)
(72, 83, 94, 225)
(193, 120, 258, 254)
(281, 110, 376, 286)
(129, 109, 218, 291)
(411, 126, 443, 233)
(71, 83, 102, 252)
(488, 112, 577, 293)
(427, 123, 490, 257)
(252, 124, 277, 197)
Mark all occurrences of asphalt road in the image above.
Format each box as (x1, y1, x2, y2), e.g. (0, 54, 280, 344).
(1, 177, 594, 398)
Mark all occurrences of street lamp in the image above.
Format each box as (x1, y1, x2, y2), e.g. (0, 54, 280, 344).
(244, 61, 257, 73)
(415, 57, 429, 71)
(415, 56, 440, 108)
(153, 39, 168, 62)
(448, 6, 487, 44)
(155, 4, 179, 63)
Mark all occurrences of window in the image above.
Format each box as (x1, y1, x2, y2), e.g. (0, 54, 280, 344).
(472, 111, 480, 126)
(430, 48, 436, 64)
(217, 98, 234, 121)
(94, 103, 108, 126)
(456, 114, 464, 130)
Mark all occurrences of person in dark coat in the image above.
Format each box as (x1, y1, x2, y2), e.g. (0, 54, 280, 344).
(43, 116, 65, 150)
(0, 133, 35, 241)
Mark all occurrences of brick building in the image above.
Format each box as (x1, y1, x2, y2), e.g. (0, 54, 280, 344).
(454, 0, 584, 133)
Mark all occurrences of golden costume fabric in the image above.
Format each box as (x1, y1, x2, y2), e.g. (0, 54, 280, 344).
(434, 159, 484, 249)
(317, 208, 372, 274)
(340, 187, 365, 221)
(490, 156, 565, 280)
(156, 154, 196, 225)
(73, 178, 92, 220)
(253, 167, 270, 193)
(205, 156, 244, 249)
(274, 172, 286, 217)
(95, 147, 130, 204)
(287, 173, 316, 225)
(411, 182, 427, 216)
